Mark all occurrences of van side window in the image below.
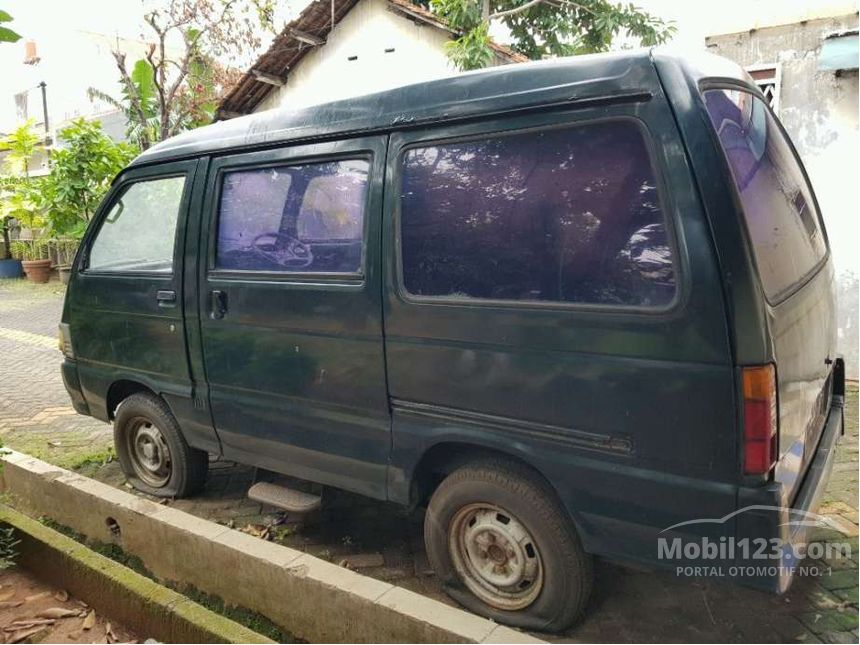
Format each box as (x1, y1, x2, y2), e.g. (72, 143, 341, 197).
(216, 159, 369, 274)
(88, 175, 186, 273)
(703, 89, 827, 300)
(398, 121, 676, 307)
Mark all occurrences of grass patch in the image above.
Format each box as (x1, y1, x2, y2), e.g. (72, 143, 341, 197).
(38, 517, 297, 642)
(1, 432, 114, 473)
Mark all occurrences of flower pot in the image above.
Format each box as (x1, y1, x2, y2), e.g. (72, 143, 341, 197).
(0, 258, 23, 279)
(58, 265, 71, 285)
(21, 259, 52, 284)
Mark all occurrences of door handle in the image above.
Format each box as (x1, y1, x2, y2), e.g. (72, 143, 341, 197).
(156, 290, 176, 307)
(210, 290, 227, 319)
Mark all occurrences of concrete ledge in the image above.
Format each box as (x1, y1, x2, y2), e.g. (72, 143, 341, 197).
(0, 504, 273, 644)
(0, 451, 545, 643)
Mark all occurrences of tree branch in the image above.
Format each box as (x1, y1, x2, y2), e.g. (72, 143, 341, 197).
(489, 0, 544, 21)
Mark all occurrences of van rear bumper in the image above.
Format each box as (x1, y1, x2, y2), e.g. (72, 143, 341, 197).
(735, 393, 844, 592)
(61, 359, 91, 417)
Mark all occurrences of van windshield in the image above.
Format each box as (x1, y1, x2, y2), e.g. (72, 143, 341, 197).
(703, 88, 827, 300)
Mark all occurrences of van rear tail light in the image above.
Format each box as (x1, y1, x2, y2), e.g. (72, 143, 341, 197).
(742, 364, 778, 475)
(58, 323, 74, 359)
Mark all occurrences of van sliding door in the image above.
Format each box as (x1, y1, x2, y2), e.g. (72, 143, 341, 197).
(196, 136, 391, 499)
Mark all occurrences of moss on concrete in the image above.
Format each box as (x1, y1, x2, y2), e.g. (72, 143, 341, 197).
(1, 505, 275, 644)
(38, 515, 297, 642)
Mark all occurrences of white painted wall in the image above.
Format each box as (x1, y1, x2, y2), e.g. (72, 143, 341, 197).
(257, 0, 460, 111)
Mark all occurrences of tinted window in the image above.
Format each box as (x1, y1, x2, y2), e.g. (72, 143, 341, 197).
(704, 89, 826, 299)
(399, 122, 675, 306)
(88, 176, 185, 273)
(216, 159, 369, 273)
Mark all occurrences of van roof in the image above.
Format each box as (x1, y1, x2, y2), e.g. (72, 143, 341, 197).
(129, 48, 747, 168)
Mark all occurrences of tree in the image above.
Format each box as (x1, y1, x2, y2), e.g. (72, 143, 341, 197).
(41, 119, 137, 237)
(0, 119, 41, 178)
(0, 121, 43, 259)
(424, 0, 676, 70)
(0, 9, 21, 44)
(89, 0, 251, 149)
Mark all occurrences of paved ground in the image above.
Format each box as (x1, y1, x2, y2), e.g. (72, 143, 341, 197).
(1, 278, 857, 643)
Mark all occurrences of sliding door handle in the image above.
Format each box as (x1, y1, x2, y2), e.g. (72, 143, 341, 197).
(210, 290, 228, 319)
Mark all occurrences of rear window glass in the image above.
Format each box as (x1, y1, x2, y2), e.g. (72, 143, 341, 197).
(704, 89, 827, 300)
(399, 121, 676, 307)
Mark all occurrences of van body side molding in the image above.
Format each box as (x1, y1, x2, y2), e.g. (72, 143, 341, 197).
(390, 399, 634, 456)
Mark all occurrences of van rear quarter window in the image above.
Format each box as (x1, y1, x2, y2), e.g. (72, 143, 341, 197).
(398, 120, 676, 307)
(703, 88, 827, 300)
(215, 159, 369, 274)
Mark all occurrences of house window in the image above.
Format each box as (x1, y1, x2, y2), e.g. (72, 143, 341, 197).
(746, 64, 781, 113)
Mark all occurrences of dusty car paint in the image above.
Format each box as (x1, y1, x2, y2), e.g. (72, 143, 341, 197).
(61, 49, 843, 593)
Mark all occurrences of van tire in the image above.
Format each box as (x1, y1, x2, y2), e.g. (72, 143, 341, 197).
(424, 458, 592, 633)
(113, 392, 208, 498)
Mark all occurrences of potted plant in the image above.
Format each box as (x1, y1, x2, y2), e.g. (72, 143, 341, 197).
(12, 239, 52, 283)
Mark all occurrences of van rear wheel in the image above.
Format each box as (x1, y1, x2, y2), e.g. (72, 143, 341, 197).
(424, 458, 592, 633)
(113, 392, 208, 498)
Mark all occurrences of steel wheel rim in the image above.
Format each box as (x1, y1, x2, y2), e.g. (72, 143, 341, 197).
(126, 417, 172, 488)
(448, 503, 544, 611)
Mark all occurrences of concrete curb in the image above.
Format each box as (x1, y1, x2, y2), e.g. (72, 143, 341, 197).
(0, 503, 274, 644)
(0, 451, 546, 643)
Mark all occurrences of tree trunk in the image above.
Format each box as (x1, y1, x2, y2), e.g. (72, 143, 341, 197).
(482, 0, 490, 22)
(2, 219, 12, 261)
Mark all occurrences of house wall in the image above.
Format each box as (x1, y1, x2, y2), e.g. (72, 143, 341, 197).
(706, 15, 859, 376)
(257, 0, 492, 111)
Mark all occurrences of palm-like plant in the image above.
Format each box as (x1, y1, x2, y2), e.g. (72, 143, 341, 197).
(88, 59, 159, 150)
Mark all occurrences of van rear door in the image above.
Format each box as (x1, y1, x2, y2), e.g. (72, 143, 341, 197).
(703, 88, 838, 501)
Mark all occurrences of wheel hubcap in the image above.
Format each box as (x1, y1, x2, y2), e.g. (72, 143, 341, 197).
(127, 418, 171, 488)
(449, 503, 543, 610)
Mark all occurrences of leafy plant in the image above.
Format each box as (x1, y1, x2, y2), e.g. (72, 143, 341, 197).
(40, 119, 137, 238)
(10, 239, 49, 261)
(0, 9, 21, 44)
(0, 177, 45, 229)
(423, 0, 676, 70)
(88, 59, 159, 150)
(0, 527, 18, 570)
(0, 119, 42, 178)
(0, 122, 44, 258)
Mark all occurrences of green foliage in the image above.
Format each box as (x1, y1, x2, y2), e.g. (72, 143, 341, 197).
(445, 21, 493, 70)
(40, 119, 137, 238)
(0, 9, 21, 44)
(0, 177, 45, 229)
(88, 59, 159, 150)
(10, 239, 50, 261)
(0, 122, 45, 258)
(425, 0, 676, 70)
(0, 119, 42, 177)
(0, 527, 19, 570)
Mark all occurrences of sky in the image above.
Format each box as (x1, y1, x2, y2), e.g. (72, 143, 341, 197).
(1, 0, 856, 131)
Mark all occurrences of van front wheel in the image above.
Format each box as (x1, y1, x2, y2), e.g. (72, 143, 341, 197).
(113, 392, 208, 498)
(424, 458, 592, 632)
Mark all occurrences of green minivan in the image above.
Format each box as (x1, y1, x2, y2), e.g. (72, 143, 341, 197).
(60, 49, 845, 631)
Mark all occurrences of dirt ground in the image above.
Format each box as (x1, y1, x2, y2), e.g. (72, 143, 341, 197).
(0, 568, 138, 644)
